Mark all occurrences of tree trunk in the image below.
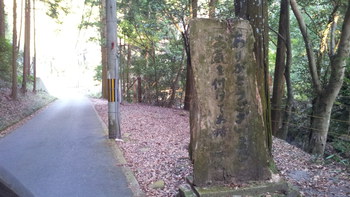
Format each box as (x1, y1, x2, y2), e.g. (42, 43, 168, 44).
(119, 38, 124, 103)
(126, 44, 131, 101)
(183, 30, 193, 111)
(137, 76, 142, 102)
(32, 0, 36, 93)
(154, 61, 159, 105)
(168, 63, 183, 108)
(191, 0, 198, 18)
(11, 0, 18, 100)
(100, 0, 108, 99)
(290, 0, 322, 94)
(0, 0, 5, 39)
(22, 0, 31, 93)
(234, 0, 273, 154)
(279, 19, 293, 140)
(309, 2, 350, 155)
(271, 0, 289, 137)
(348, 105, 350, 135)
(17, 0, 24, 50)
(208, 0, 217, 18)
(309, 95, 333, 154)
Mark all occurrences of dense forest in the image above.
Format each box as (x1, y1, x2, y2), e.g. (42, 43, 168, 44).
(1, 0, 349, 163)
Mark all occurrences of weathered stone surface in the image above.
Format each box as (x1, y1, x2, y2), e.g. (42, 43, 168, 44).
(149, 180, 165, 189)
(194, 182, 299, 197)
(177, 184, 197, 197)
(189, 18, 271, 186)
(178, 177, 300, 197)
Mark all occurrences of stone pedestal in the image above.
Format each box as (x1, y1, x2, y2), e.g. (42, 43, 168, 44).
(177, 177, 300, 197)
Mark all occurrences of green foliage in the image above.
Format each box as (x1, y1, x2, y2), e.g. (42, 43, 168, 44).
(332, 139, 350, 156)
(215, 0, 235, 19)
(93, 65, 102, 82)
(40, 0, 71, 24)
(0, 38, 12, 81)
(268, 0, 350, 158)
(325, 138, 350, 166)
(115, 0, 187, 106)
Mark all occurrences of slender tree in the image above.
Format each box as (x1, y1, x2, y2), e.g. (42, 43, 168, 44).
(18, 0, 24, 50)
(271, 0, 289, 138)
(183, 0, 195, 110)
(280, 14, 293, 140)
(0, 0, 4, 39)
(22, 0, 31, 93)
(11, 0, 18, 100)
(33, 0, 36, 92)
(190, 0, 198, 18)
(100, 0, 108, 99)
(290, 0, 350, 155)
(126, 44, 131, 101)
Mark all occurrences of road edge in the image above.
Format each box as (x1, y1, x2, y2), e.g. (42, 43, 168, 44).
(89, 99, 145, 197)
(0, 97, 57, 138)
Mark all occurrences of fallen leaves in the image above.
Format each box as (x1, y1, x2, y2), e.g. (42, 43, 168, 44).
(273, 137, 350, 197)
(0, 86, 55, 137)
(92, 99, 192, 196)
(92, 99, 350, 197)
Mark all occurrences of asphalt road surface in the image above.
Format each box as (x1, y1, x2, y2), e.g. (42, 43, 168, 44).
(0, 95, 132, 197)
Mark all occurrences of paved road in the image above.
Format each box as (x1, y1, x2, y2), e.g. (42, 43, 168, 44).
(0, 96, 132, 197)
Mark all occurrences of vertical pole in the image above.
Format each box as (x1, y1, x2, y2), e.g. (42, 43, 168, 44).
(106, 0, 121, 139)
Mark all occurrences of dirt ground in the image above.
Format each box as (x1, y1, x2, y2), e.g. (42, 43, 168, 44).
(0, 85, 55, 137)
(92, 98, 350, 197)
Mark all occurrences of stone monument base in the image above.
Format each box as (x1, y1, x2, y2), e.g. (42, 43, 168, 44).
(177, 176, 300, 197)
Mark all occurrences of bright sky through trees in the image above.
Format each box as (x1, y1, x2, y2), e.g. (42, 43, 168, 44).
(5, 0, 101, 98)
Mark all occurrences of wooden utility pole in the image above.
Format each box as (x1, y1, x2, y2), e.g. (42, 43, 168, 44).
(106, 0, 121, 139)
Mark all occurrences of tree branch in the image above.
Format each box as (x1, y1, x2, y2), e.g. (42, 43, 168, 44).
(326, 0, 350, 93)
(290, 0, 322, 94)
(269, 26, 286, 44)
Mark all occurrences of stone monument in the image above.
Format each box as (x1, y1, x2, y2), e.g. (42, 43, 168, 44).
(179, 18, 299, 197)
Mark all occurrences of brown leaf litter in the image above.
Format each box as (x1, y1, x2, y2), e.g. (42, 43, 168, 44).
(91, 98, 350, 197)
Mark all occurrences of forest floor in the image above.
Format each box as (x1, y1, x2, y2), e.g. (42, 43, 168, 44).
(92, 98, 350, 197)
(0, 80, 55, 137)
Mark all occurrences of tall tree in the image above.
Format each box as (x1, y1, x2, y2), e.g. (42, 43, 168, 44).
(271, 0, 290, 138)
(183, 27, 192, 110)
(22, 0, 31, 93)
(190, 0, 198, 18)
(290, 0, 350, 155)
(0, 0, 4, 39)
(235, 0, 273, 153)
(32, 0, 36, 92)
(18, 0, 24, 52)
(11, 0, 18, 100)
(125, 44, 131, 101)
(100, 0, 108, 99)
(280, 14, 293, 140)
(183, 0, 194, 110)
